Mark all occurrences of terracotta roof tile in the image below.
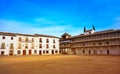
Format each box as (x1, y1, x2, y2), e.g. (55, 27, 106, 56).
(0, 32, 59, 38)
(70, 29, 120, 39)
(34, 34, 59, 38)
(16, 33, 35, 37)
(61, 33, 71, 37)
(0, 32, 16, 36)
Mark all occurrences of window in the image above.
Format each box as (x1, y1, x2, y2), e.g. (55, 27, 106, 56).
(32, 43, 34, 49)
(1, 43, 5, 49)
(55, 50, 58, 53)
(25, 46, 28, 49)
(19, 37, 21, 41)
(46, 44, 49, 48)
(18, 43, 21, 49)
(10, 43, 14, 49)
(53, 39, 55, 43)
(39, 44, 42, 48)
(43, 51, 45, 54)
(89, 32, 91, 34)
(2, 36, 5, 39)
(93, 43, 96, 45)
(106, 42, 109, 44)
(46, 50, 49, 53)
(82, 43, 85, 46)
(53, 45, 55, 48)
(99, 42, 102, 45)
(46, 39, 49, 43)
(39, 38, 42, 42)
(26, 37, 28, 42)
(34, 50, 37, 53)
(11, 37, 13, 40)
(32, 38, 34, 42)
(17, 50, 21, 54)
(25, 43, 28, 49)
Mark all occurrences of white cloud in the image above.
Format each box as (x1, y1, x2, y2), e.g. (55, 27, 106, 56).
(0, 19, 73, 37)
(0, 19, 84, 37)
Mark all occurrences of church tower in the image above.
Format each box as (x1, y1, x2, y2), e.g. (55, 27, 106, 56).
(83, 25, 95, 35)
(84, 26, 86, 32)
(92, 25, 95, 31)
(61, 33, 71, 39)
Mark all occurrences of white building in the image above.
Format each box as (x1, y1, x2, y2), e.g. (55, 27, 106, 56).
(0, 32, 60, 56)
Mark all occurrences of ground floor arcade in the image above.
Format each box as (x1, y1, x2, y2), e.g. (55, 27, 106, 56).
(61, 46, 120, 55)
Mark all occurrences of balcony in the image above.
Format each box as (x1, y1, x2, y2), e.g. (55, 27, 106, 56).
(19, 39, 33, 43)
(69, 43, 120, 48)
(73, 37, 120, 43)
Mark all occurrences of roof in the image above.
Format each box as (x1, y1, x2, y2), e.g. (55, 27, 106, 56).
(16, 33, 35, 37)
(70, 29, 120, 39)
(94, 29, 114, 34)
(0, 32, 16, 36)
(85, 29, 92, 32)
(61, 33, 71, 37)
(0, 32, 59, 38)
(34, 34, 59, 38)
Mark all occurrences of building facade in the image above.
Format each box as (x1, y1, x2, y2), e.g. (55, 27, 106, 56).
(0, 32, 59, 56)
(60, 27, 120, 55)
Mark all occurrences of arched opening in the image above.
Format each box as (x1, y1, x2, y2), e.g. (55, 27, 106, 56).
(83, 50, 85, 54)
(89, 50, 91, 54)
(107, 50, 109, 54)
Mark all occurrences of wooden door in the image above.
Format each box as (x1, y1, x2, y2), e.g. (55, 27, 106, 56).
(39, 50, 42, 55)
(29, 50, 31, 55)
(9, 50, 14, 56)
(1, 51, 4, 55)
(52, 50, 54, 54)
(23, 50, 26, 55)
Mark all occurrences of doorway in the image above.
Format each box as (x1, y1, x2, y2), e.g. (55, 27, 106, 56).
(1, 51, 4, 55)
(39, 50, 42, 55)
(23, 50, 26, 55)
(29, 50, 31, 55)
(52, 50, 54, 54)
(9, 50, 14, 56)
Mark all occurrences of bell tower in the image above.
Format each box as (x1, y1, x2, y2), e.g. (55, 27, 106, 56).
(61, 33, 71, 39)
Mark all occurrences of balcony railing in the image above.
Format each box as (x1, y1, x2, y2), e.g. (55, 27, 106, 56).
(19, 39, 33, 43)
(69, 44, 120, 48)
(73, 37, 120, 43)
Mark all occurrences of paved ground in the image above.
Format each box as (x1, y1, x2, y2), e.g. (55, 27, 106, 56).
(0, 55, 120, 74)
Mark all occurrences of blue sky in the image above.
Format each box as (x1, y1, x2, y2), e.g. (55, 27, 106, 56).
(0, 0, 120, 37)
